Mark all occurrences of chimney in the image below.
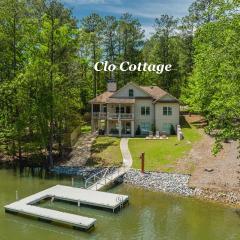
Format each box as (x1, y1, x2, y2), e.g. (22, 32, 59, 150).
(107, 79, 117, 92)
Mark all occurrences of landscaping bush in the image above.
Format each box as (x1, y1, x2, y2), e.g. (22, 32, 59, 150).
(136, 125, 141, 135)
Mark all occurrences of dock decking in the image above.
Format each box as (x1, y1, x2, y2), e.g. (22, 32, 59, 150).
(4, 185, 128, 230)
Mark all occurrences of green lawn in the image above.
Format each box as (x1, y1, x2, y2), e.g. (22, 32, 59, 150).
(90, 136, 122, 167)
(81, 124, 91, 134)
(128, 125, 202, 172)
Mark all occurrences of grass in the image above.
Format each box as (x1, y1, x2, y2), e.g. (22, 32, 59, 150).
(81, 124, 91, 134)
(90, 136, 122, 167)
(128, 125, 202, 172)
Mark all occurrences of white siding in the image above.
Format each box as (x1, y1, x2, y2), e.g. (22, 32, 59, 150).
(134, 99, 154, 133)
(155, 102, 180, 132)
(112, 84, 149, 98)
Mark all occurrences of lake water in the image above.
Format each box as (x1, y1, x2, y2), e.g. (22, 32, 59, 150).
(0, 169, 239, 240)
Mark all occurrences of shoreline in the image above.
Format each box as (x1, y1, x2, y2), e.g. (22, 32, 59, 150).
(123, 169, 240, 208)
(1, 164, 239, 208)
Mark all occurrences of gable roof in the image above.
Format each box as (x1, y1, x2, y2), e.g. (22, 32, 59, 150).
(110, 82, 153, 98)
(140, 86, 168, 99)
(89, 91, 113, 104)
(89, 82, 179, 104)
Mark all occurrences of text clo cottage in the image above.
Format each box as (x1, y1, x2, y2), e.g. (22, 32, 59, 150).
(94, 61, 172, 74)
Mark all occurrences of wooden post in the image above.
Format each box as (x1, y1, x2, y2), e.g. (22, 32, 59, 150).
(140, 152, 145, 173)
(72, 177, 74, 187)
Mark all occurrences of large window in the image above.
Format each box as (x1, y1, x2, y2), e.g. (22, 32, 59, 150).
(126, 106, 131, 113)
(140, 122, 150, 134)
(129, 89, 134, 97)
(93, 104, 100, 112)
(116, 106, 125, 113)
(141, 106, 150, 116)
(163, 106, 172, 116)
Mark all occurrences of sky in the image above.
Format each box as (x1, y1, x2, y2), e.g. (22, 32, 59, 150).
(61, 0, 194, 37)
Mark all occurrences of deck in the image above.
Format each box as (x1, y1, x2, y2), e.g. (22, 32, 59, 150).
(4, 185, 129, 230)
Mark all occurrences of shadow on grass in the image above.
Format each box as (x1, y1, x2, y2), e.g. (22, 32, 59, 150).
(91, 139, 116, 154)
(180, 116, 191, 128)
(190, 119, 207, 128)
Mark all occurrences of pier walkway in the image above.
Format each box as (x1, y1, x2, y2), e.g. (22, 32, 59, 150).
(86, 138, 132, 191)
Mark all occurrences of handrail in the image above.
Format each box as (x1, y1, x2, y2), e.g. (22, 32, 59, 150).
(85, 168, 109, 189)
(85, 166, 127, 190)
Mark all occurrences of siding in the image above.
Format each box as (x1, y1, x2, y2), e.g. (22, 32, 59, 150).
(112, 84, 149, 98)
(155, 102, 180, 132)
(134, 99, 154, 133)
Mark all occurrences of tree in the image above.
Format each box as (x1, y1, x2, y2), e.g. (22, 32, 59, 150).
(183, 0, 240, 153)
(81, 13, 104, 97)
(116, 13, 144, 86)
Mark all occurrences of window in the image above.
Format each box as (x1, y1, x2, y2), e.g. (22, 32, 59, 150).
(146, 106, 150, 115)
(163, 106, 172, 116)
(103, 105, 107, 113)
(141, 106, 150, 116)
(140, 122, 150, 134)
(116, 106, 126, 113)
(126, 106, 131, 113)
(129, 89, 134, 97)
(93, 104, 100, 112)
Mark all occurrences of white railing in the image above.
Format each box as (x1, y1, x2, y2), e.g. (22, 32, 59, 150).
(93, 112, 134, 120)
(107, 113, 134, 119)
(107, 113, 119, 119)
(120, 113, 134, 119)
(92, 112, 107, 118)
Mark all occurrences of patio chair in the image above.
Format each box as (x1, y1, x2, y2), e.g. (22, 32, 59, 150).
(155, 131, 160, 138)
(146, 131, 153, 139)
(149, 131, 153, 138)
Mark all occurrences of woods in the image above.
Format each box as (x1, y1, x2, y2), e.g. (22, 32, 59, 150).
(0, 0, 239, 168)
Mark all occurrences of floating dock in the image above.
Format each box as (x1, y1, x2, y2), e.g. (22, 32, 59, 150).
(4, 185, 128, 230)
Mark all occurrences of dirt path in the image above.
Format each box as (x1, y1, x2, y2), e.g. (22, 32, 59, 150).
(189, 137, 240, 191)
(176, 115, 240, 192)
(60, 132, 97, 167)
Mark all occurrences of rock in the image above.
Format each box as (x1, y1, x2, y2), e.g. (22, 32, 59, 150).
(204, 168, 214, 172)
(124, 169, 194, 196)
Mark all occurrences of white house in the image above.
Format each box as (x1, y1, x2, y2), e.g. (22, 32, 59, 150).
(89, 81, 180, 137)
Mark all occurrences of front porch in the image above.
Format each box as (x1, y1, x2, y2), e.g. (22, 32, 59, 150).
(92, 119, 134, 137)
(91, 102, 135, 137)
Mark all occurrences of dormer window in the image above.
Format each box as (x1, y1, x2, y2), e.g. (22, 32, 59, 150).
(129, 89, 134, 97)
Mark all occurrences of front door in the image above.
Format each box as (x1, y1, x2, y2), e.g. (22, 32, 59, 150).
(121, 121, 131, 135)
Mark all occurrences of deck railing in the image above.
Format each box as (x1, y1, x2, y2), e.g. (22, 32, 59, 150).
(107, 113, 134, 120)
(92, 112, 134, 120)
(92, 112, 107, 119)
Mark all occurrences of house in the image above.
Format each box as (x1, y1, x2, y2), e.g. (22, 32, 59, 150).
(89, 81, 180, 137)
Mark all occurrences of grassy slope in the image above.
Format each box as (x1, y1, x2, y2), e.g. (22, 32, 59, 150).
(129, 125, 202, 172)
(90, 136, 122, 167)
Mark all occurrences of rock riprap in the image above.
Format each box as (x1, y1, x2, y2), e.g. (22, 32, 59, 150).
(124, 169, 194, 196)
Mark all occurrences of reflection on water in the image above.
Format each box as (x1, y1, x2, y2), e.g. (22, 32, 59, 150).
(0, 169, 239, 240)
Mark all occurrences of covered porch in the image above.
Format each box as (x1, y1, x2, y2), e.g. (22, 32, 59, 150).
(107, 120, 134, 137)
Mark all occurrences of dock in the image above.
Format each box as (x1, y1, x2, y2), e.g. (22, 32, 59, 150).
(4, 185, 128, 230)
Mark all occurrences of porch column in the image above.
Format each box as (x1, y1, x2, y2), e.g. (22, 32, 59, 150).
(131, 120, 134, 137)
(106, 120, 109, 135)
(119, 103, 121, 137)
(91, 104, 94, 132)
(119, 120, 122, 137)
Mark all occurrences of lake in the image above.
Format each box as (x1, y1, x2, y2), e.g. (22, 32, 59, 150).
(0, 169, 239, 240)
